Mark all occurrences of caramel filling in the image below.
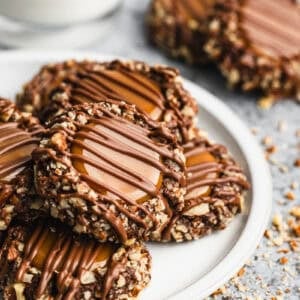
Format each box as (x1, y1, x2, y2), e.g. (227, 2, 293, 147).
(71, 118, 163, 204)
(174, 0, 215, 20)
(30, 227, 113, 271)
(185, 149, 218, 200)
(73, 69, 164, 120)
(0, 123, 38, 181)
(16, 223, 114, 298)
(242, 0, 300, 57)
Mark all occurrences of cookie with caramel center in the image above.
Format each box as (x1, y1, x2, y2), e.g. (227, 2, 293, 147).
(162, 132, 249, 242)
(147, 0, 215, 64)
(204, 0, 300, 102)
(0, 99, 44, 232)
(17, 60, 198, 143)
(33, 101, 186, 243)
(0, 218, 151, 300)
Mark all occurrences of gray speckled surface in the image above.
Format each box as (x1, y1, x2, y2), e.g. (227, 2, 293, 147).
(93, 1, 300, 299)
(3, 0, 300, 298)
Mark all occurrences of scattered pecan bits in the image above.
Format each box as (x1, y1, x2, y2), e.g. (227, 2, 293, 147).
(210, 115, 300, 298)
(210, 209, 300, 298)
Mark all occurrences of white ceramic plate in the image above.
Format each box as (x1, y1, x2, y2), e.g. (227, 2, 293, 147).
(0, 51, 272, 300)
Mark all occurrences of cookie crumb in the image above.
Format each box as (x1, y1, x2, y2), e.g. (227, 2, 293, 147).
(272, 214, 283, 230)
(277, 120, 287, 132)
(285, 191, 295, 201)
(237, 267, 246, 277)
(251, 127, 259, 135)
(279, 257, 288, 265)
(262, 136, 273, 146)
(290, 206, 300, 218)
(294, 159, 300, 167)
(258, 96, 274, 110)
(290, 181, 298, 190)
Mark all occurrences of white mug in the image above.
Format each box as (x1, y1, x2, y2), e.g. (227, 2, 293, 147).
(0, 0, 122, 26)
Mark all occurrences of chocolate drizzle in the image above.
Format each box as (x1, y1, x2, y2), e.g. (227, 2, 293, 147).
(242, 0, 300, 57)
(101, 254, 128, 300)
(15, 221, 118, 300)
(70, 114, 180, 195)
(67, 113, 180, 240)
(0, 122, 40, 182)
(184, 140, 249, 199)
(66, 69, 165, 120)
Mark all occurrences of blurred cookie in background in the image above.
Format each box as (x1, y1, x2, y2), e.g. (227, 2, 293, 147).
(204, 0, 300, 103)
(147, 0, 216, 64)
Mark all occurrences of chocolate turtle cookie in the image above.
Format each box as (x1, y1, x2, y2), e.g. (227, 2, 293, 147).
(32, 101, 186, 243)
(204, 0, 300, 102)
(0, 99, 44, 232)
(147, 0, 215, 64)
(0, 218, 151, 300)
(17, 59, 198, 143)
(162, 133, 249, 242)
(17, 60, 92, 116)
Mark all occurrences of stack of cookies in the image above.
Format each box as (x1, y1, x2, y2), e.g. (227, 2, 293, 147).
(147, 0, 300, 102)
(0, 59, 249, 299)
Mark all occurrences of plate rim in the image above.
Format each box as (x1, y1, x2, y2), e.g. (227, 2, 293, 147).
(0, 50, 273, 300)
(173, 80, 272, 299)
